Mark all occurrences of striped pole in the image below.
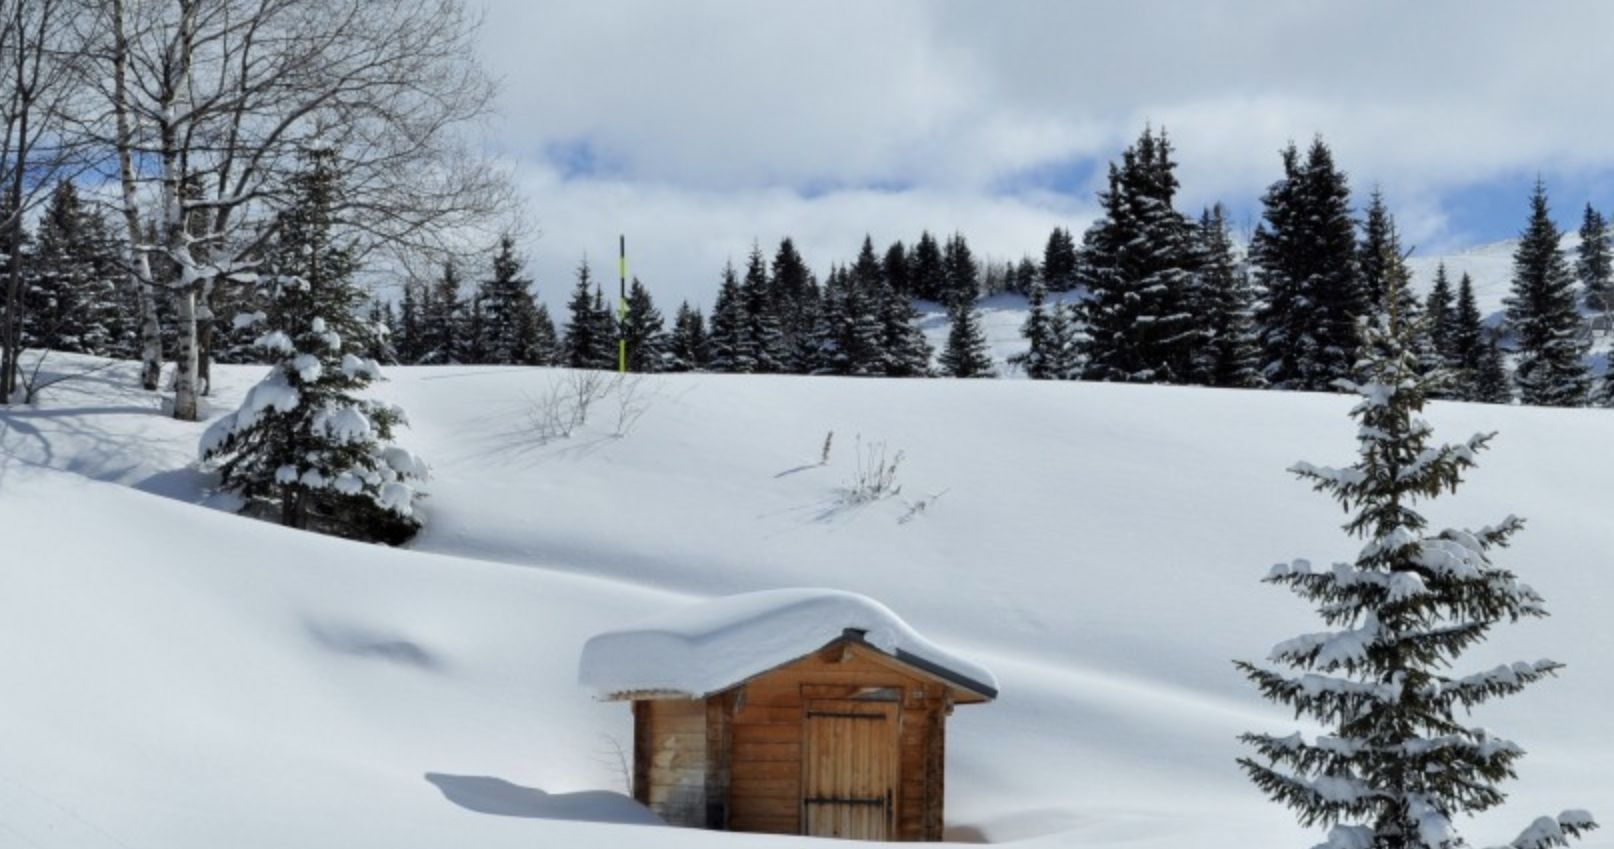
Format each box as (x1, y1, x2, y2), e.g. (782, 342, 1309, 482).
(618, 234, 627, 373)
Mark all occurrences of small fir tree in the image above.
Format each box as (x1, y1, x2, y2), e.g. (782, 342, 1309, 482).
(1504, 181, 1590, 407)
(667, 301, 708, 372)
(621, 277, 667, 372)
(199, 148, 426, 544)
(1237, 275, 1596, 849)
(1195, 204, 1262, 388)
(1041, 226, 1079, 292)
(1575, 203, 1610, 315)
(706, 262, 754, 373)
(1011, 275, 1054, 379)
(909, 231, 947, 303)
(938, 299, 994, 378)
(1448, 274, 1486, 401)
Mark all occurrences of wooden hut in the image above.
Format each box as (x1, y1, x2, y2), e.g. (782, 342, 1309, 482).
(578, 589, 997, 841)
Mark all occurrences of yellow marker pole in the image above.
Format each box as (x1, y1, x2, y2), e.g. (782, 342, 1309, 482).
(618, 235, 627, 373)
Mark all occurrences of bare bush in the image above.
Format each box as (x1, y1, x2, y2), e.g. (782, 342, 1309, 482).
(530, 369, 658, 443)
(842, 436, 904, 504)
(611, 373, 654, 438)
(819, 430, 834, 465)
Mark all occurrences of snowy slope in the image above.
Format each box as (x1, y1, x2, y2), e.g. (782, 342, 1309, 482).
(0, 356, 1609, 849)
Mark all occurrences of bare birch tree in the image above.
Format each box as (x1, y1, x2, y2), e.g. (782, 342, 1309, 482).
(95, 0, 513, 420)
(0, 0, 94, 401)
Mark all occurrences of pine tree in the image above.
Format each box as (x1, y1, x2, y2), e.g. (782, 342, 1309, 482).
(199, 148, 426, 544)
(1474, 333, 1513, 405)
(365, 300, 397, 364)
(420, 260, 465, 364)
(879, 270, 932, 377)
(1011, 275, 1054, 379)
(882, 241, 911, 298)
(621, 277, 666, 372)
(741, 243, 787, 372)
(1041, 226, 1079, 292)
(771, 237, 818, 371)
(706, 262, 754, 373)
(1195, 205, 1262, 388)
(1238, 274, 1597, 849)
(26, 182, 122, 355)
(938, 299, 994, 378)
(1504, 181, 1590, 407)
(1575, 203, 1610, 315)
(667, 301, 707, 372)
(476, 235, 542, 365)
(941, 232, 978, 312)
(1077, 127, 1202, 384)
(396, 282, 422, 364)
(1448, 273, 1486, 401)
(1358, 188, 1399, 314)
(909, 231, 946, 303)
(562, 259, 611, 369)
(1252, 138, 1365, 391)
(590, 284, 617, 369)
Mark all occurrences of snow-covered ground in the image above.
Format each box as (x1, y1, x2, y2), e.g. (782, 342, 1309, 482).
(0, 355, 1609, 849)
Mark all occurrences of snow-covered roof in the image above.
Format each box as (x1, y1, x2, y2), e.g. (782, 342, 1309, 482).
(577, 589, 998, 702)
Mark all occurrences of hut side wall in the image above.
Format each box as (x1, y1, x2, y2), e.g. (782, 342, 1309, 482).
(634, 698, 708, 827)
(724, 644, 950, 841)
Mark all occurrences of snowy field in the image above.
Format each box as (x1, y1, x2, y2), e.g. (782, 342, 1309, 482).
(0, 356, 1609, 848)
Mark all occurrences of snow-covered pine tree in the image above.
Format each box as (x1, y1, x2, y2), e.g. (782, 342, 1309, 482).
(561, 259, 612, 369)
(941, 232, 978, 313)
(1253, 138, 1364, 391)
(741, 243, 787, 372)
(365, 300, 397, 364)
(1195, 204, 1262, 388)
(1448, 273, 1486, 402)
(909, 231, 946, 303)
(1237, 272, 1597, 849)
(1011, 274, 1054, 379)
(1425, 264, 1455, 363)
(840, 248, 886, 376)
(621, 277, 666, 372)
(1474, 333, 1514, 405)
(1504, 181, 1590, 407)
(27, 182, 123, 355)
(938, 298, 994, 378)
(395, 282, 422, 364)
(476, 235, 543, 365)
(880, 275, 932, 377)
(882, 240, 911, 298)
(667, 301, 707, 372)
(1574, 203, 1610, 315)
(706, 261, 754, 373)
(200, 148, 426, 544)
(420, 260, 466, 364)
(771, 238, 818, 372)
(1041, 226, 1079, 293)
(1077, 126, 1201, 384)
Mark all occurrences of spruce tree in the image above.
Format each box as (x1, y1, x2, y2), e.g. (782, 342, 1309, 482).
(667, 301, 708, 372)
(1077, 127, 1201, 384)
(938, 299, 994, 378)
(621, 277, 666, 372)
(741, 243, 787, 372)
(561, 259, 610, 369)
(1196, 205, 1262, 388)
(1238, 275, 1597, 849)
(1425, 264, 1455, 362)
(1448, 273, 1486, 401)
(1252, 138, 1364, 391)
(882, 240, 911, 298)
(590, 284, 618, 369)
(706, 262, 754, 373)
(1504, 181, 1590, 407)
(396, 282, 422, 364)
(1041, 226, 1079, 293)
(771, 237, 817, 370)
(909, 231, 946, 303)
(1012, 274, 1053, 379)
(199, 148, 426, 544)
(1575, 203, 1610, 315)
(476, 235, 542, 365)
(1474, 333, 1514, 405)
(421, 261, 465, 364)
(941, 232, 978, 312)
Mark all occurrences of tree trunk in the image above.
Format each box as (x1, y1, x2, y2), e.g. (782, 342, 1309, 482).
(197, 288, 213, 395)
(0, 234, 20, 403)
(172, 286, 199, 420)
(138, 279, 161, 389)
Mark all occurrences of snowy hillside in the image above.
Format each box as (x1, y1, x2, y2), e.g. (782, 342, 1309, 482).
(0, 357, 1609, 849)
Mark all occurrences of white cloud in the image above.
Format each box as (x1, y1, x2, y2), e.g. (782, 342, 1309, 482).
(475, 0, 1614, 301)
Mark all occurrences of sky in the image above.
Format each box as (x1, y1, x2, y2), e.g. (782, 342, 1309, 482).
(474, 0, 1614, 311)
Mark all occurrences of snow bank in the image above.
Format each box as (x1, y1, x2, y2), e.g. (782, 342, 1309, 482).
(578, 588, 998, 700)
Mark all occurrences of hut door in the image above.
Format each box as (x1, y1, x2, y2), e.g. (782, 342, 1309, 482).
(802, 700, 899, 840)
